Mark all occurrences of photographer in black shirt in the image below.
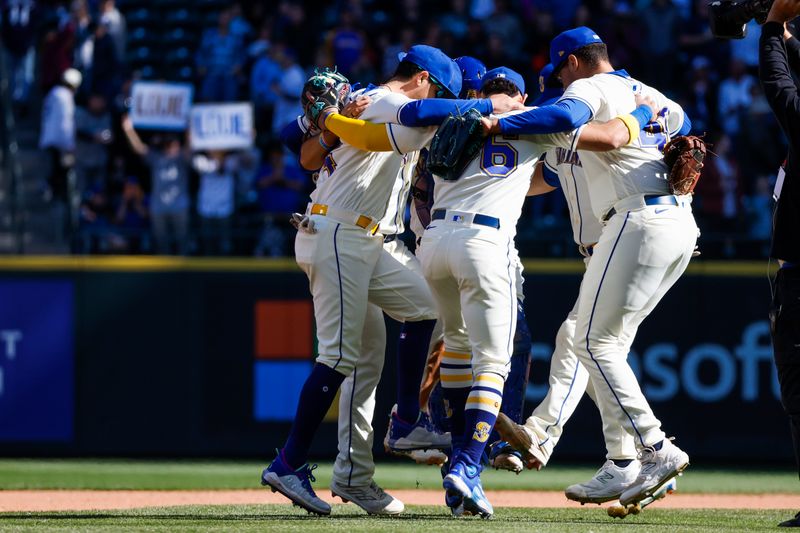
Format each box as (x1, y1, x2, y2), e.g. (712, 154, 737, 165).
(759, 0, 800, 527)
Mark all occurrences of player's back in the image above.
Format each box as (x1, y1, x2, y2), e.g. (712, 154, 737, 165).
(562, 71, 684, 219)
(432, 111, 546, 236)
(313, 87, 412, 221)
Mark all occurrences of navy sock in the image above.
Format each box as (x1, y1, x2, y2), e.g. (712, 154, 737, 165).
(395, 319, 436, 423)
(460, 407, 498, 467)
(442, 386, 469, 449)
(282, 363, 346, 469)
(653, 440, 663, 451)
(612, 459, 633, 468)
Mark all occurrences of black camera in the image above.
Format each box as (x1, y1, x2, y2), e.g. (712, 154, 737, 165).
(709, 0, 773, 39)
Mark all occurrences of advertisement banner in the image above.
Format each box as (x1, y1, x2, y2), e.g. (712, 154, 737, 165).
(130, 81, 194, 131)
(190, 103, 254, 150)
(0, 280, 74, 441)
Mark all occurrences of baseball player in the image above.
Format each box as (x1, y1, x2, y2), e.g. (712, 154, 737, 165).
(262, 45, 461, 516)
(483, 27, 697, 507)
(322, 66, 659, 517)
(276, 58, 529, 511)
(281, 110, 412, 515)
(492, 64, 678, 518)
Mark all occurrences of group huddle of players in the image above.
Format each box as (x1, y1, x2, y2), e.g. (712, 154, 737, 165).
(260, 25, 702, 520)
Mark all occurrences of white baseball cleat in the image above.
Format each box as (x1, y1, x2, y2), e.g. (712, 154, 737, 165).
(330, 479, 404, 515)
(619, 438, 689, 507)
(607, 477, 677, 518)
(408, 448, 449, 466)
(565, 459, 640, 504)
(383, 405, 451, 452)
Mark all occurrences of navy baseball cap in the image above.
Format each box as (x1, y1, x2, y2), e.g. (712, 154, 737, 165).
(398, 45, 461, 98)
(481, 67, 525, 95)
(455, 56, 486, 98)
(549, 26, 604, 74)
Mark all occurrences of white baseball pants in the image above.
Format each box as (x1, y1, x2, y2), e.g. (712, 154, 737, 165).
(295, 215, 437, 376)
(419, 223, 516, 379)
(573, 205, 698, 450)
(524, 257, 637, 463)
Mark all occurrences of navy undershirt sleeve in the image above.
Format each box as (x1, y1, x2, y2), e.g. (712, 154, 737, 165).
(677, 115, 692, 136)
(398, 98, 494, 126)
(279, 118, 306, 156)
(498, 99, 593, 135)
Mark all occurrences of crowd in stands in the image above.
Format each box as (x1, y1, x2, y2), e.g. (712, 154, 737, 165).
(1, 0, 786, 257)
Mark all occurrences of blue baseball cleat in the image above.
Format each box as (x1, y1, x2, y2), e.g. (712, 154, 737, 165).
(261, 451, 331, 515)
(443, 461, 493, 518)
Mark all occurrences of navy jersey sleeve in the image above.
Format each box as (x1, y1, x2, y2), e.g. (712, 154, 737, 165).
(397, 98, 493, 127)
(498, 99, 593, 135)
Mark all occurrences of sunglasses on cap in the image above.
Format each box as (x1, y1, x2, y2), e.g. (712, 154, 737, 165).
(429, 76, 447, 98)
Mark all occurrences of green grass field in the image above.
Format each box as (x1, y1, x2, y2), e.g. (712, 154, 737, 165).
(0, 459, 797, 532)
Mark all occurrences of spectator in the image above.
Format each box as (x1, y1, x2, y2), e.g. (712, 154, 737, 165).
(98, 0, 125, 63)
(39, 10, 76, 92)
(75, 93, 112, 191)
(324, 10, 365, 78)
(718, 58, 756, 138)
(270, 44, 304, 138)
(252, 143, 307, 256)
(729, 19, 760, 72)
(77, 180, 113, 252)
(40, 68, 82, 203)
(195, 151, 237, 255)
(1, 0, 39, 109)
(683, 56, 718, 135)
(121, 116, 191, 255)
(196, 9, 244, 102)
(640, 0, 680, 92)
(253, 143, 307, 216)
(113, 177, 149, 252)
(250, 34, 281, 143)
(228, 2, 252, 41)
(743, 176, 774, 240)
(80, 20, 119, 103)
(693, 133, 740, 232)
(484, 0, 522, 61)
(439, 0, 469, 42)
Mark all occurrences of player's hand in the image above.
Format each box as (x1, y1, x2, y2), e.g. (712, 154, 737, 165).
(290, 213, 317, 234)
(489, 93, 525, 114)
(480, 116, 500, 136)
(635, 94, 658, 122)
(767, 0, 800, 24)
(342, 95, 371, 118)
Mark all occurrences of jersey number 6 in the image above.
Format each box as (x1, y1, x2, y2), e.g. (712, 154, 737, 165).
(480, 135, 519, 178)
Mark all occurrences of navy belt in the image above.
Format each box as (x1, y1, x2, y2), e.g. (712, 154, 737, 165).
(602, 195, 679, 222)
(432, 209, 501, 229)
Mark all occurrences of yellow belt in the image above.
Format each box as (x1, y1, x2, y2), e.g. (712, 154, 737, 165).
(310, 203, 379, 234)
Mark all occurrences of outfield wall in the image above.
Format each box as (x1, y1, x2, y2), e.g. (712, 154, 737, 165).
(0, 256, 789, 463)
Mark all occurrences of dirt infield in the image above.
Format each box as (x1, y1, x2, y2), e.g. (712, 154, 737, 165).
(1, 490, 798, 512)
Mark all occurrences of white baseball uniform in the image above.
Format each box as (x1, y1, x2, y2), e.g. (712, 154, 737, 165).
(558, 71, 698, 449)
(384, 111, 577, 383)
(296, 85, 437, 375)
(323, 87, 439, 487)
(522, 146, 637, 464)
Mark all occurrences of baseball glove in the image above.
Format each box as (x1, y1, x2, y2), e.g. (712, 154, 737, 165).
(662, 135, 706, 195)
(427, 108, 485, 181)
(301, 68, 351, 130)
